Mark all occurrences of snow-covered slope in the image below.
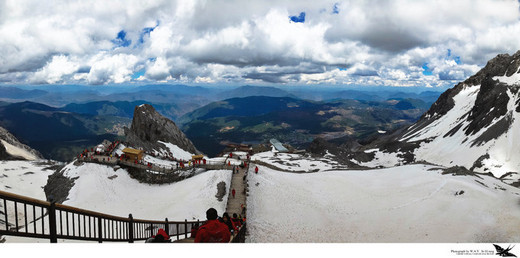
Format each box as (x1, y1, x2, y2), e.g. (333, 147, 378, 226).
(0, 160, 56, 199)
(60, 162, 232, 220)
(247, 163, 520, 243)
(1, 140, 40, 161)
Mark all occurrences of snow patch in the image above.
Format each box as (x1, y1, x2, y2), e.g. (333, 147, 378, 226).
(1, 140, 39, 160)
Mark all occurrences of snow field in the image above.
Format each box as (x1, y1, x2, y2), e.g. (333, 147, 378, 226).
(62, 163, 232, 221)
(252, 151, 344, 172)
(246, 164, 520, 243)
(0, 160, 55, 199)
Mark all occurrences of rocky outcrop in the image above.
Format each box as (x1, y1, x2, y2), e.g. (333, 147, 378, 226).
(0, 142, 9, 160)
(125, 104, 199, 154)
(0, 126, 42, 160)
(44, 165, 75, 203)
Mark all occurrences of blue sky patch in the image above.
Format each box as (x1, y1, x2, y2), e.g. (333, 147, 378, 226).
(289, 12, 306, 23)
(131, 69, 145, 80)
(422, 63, 433, 76)
(332, 3, 340, 14)
(139, 22, 159, 44)
(446, 49, 461, 64)
(112, 30, 131, 47)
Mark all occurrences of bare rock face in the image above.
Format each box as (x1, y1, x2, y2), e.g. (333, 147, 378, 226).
(0, 141, 9, 160)
(0, 125, 43, 160)
(125, 104, 199, 154)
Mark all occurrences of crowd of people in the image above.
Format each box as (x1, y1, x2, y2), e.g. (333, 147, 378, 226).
(145, 208, 246, 243)
(193, 208, 245, 243)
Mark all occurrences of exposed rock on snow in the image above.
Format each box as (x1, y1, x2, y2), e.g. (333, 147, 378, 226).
(43, 164, 76, 203)
(215, 181, 226, 201)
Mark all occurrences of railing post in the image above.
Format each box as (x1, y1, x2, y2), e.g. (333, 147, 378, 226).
(164, 218, 169, 236)
(97, 217, 103, 243)
(48, 201, 58, 243)
(128, 214, 134, 243)
(176, 223, 179, 240)
(184, 219, 188, 239)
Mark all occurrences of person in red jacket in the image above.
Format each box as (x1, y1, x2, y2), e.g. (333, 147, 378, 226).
(232, 188, 236, 198)
(231, 213, 242, 229)
(195, 208, 231, 243)
(255, 166, 258, 174)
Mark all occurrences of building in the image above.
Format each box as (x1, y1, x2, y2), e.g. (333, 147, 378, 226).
(122, 148, 144, 161)
(269, 139, 289, 152)
(191, 154, 204, 161)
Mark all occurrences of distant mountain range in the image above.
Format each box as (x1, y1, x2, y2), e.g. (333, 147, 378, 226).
(179, 96, 433, 156)
(0, 84, 442, 160)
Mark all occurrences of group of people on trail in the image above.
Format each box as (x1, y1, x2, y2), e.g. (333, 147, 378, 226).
(144, 207, 247, 243)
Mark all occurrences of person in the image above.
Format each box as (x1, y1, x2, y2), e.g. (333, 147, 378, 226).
(220, 213, 234, 233)
(145, 228, 170, 243)
(231, 213, 242, 230)
(195, 208, 231, 243)
(255, 166, 258, 174)
(190, 223, 199, 238)
(232, 188, 236, 198)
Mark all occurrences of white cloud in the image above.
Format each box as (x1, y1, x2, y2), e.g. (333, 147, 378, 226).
(31, 55, 80, 84)
(0, 0, 519, 87)
(87, 53, 139, 84)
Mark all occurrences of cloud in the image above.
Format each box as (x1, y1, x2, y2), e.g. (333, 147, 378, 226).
(87, 53, 139, 84)
(0, 0, 519, 88)
(31, 55, 80, 84)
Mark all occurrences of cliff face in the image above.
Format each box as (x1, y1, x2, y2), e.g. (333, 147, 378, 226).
(0, 126, 42, 160)
(125, 104, 199, 154)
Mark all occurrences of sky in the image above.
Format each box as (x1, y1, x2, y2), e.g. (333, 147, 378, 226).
(1, 0, 520, 88)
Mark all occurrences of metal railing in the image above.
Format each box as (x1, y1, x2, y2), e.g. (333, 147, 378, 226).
(0, 190, 200, 243)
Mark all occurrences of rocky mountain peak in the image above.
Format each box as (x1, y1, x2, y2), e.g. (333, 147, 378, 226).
(125, 104, 199, 154)
(464, 49, 520, 87)
(416, 50, 520, 126)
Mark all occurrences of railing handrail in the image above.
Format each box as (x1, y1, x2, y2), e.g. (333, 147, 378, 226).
(0, 189, 203, 243)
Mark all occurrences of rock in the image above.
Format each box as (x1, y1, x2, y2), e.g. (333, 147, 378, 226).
(125, 104, 199, 154)
(307, 137, 338, 156)
(44, 165, 76, 204)
(215, 181, 226, 201)
(0, 142, 9, 160)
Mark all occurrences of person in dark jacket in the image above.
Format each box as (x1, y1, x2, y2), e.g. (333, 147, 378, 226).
(195, 208, 231, 243)
(190, 223, 199, 238)
(220, 212, 234, 233)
